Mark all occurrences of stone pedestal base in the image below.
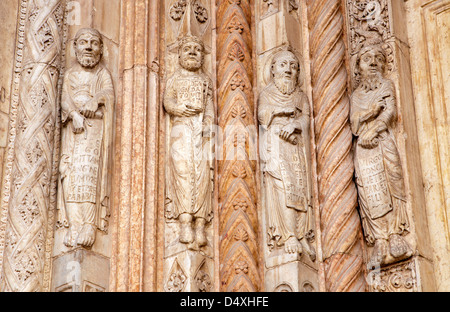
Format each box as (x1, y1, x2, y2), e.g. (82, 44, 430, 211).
(51, 248, 109, 292)
(368, 257, 419, 292)
(164, 248, 214, 292)
(265, 251, 319, 292)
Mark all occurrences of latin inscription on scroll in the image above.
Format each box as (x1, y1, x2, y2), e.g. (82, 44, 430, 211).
(279, 152, 307, 209)
(67, 122, 103, 203)
(357, 145, 392, 219)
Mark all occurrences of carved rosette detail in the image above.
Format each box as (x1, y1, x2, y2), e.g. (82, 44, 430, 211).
(0, 0, 65, 292)
(217, 0, 261, 292)
(170, 0, 208, 24)
(307, 0, 366, 291)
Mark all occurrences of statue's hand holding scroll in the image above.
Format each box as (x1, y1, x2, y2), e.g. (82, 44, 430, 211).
(80, 96, 100, 119)
(279, 123, 297, 143)
(71, 111, 87, 134)
(359, 125, 379, 149)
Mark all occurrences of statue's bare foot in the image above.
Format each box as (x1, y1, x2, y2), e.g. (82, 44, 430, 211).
(180, 221, 194, 244)
(63, 228, 74, 247)
(300, 238, 316, 262)
(285, 236, 302, 255)
(195, 226, 207, 247)
(194, 218, 207, 247)
(77, 224, 96, 247)
(389, 234, 411, 259)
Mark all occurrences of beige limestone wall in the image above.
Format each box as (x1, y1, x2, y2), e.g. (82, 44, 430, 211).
(405, 0, 450, 292)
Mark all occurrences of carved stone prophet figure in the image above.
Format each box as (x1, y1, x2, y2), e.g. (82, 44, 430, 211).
(57, 28, 114, 248)
(350, 43, 411, 268)
(164, 35, 214, 249)
(258, 50, 315, 261)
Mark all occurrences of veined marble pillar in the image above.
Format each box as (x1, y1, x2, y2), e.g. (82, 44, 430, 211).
(109, 0, 159, 292)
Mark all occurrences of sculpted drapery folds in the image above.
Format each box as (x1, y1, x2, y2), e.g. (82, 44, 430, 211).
(259, 50, 316, 261)
(164, 35, 214, 249)
(57, 28, 114, 248)
(350, 43, 412, 269)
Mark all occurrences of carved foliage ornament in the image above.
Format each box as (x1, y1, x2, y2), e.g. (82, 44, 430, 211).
(347, 0, 390, 51)
(166, 258, 188, 292)
(369, 260, 417, 292)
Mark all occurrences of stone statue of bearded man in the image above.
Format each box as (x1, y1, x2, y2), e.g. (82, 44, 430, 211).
(350, 43, 412, 269)
(259, 50, 316, 261)
(57, 28, 114, 248)
(164, 35, 214, 249)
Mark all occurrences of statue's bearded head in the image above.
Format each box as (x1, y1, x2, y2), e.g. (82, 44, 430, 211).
(357, 44, 387, 91)
(74, 28, 103, 69)
(358, 44, 386, 80)
(178, 35, 205, 72)
(271, 50, 300, 95)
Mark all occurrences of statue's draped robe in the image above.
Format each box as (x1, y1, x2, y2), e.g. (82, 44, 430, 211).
(57, 65, 114, 232)
(164, 69, 214, 222)
(258, 83, 313, 250)
(350, 78, 409, 245)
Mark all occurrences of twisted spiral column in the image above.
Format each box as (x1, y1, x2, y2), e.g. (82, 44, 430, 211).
(307, 0, 366, 292)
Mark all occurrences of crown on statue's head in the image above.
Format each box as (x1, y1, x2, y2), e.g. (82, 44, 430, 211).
(178, 34, 205, 51)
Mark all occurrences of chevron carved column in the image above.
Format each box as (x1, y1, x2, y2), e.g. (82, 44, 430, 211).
(217, 0, 262, 292)
(307, 0, 367, 292)
(0, 0, 66, 292)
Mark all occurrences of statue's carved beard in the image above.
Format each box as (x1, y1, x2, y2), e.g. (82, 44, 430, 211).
(360, 71, 383, 92)
(274, 75, 297, 95)
(180, 57, 203, 71)
(77, 53, 101, 69)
